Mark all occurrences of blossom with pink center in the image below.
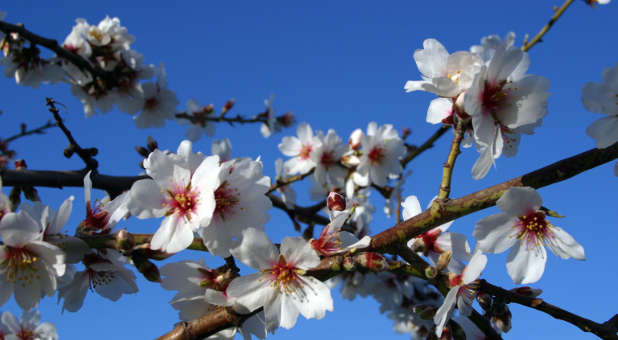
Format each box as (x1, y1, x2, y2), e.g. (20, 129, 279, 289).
(402, 196, 470, 272)
(57, 249, 137, 312)
(310, 129, 348, 190)
(355, 122, 406, 187)
(433, 250, 487, 337)
(80, 171, 129, 235)
(278, 122, 321, 175)
(0, 210, 66, 310)
(128, 141, 221, 253)
(227, 228, 333, 333)
(132, 64, 179, 129)
(198, 157, 271, 257)
(464, 42, 550, 179)
(1, 310, 58, 340)
(582, 62, 618, 149)
(473, 187, 585, 284)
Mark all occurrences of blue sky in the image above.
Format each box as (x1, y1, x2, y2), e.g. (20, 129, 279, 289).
(0, 1, 616, 339)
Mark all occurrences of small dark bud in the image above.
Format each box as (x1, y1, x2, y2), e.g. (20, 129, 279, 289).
(13, 159, 26, 169)
(64, 145, 75, 158)
(146, 136, 158, 151)
(135, 146, 150, 158)
(401, 127, 412, 139)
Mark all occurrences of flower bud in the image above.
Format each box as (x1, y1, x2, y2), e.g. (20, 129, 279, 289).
(221, 98, 235, 114)
(491, 302, 512, 333)
(276, 112, 295, 127)
(425, 266, 438, 279)
(401, 127, 411, 139)
(348, 129, 363, 150)
(134, 146, 150, 158)
(115, 229, 134, 251)
(476, 292, 492, 313)
(327, 192, 346, 211)
(13, 159, 26, 169)
(436, 251, 452, 271)
(342, 256, 356, 271)
(355, 252, 388, 271)
(132, 251, 161, 282)
(146, 136, 158, 151)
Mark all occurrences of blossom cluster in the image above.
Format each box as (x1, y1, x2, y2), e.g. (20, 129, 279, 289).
(0, 310, 57, 340)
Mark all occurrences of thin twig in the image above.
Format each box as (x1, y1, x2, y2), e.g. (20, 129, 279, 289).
(3, 120, 57, 144)
(46, 98, 98, 171)
(437, 121, 463, 200)
(267, 168, 315, 194)
(479, 280, 618, 339)
(522, 0, 575, 52)
(175, 112, 267, 126)
(401, 125, 451, 167)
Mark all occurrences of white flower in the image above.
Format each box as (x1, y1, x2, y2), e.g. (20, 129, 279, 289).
(20, 198, 89, 264)
(0, 178, 12, 223)
(402, 196, 470, 272)
(582, 62, 618, 149)
(464, 43, 550, 179)
(57, 249, 137, 312)
(132, 64, 179, 128)
(211, 138, 232, 163)
(1, 310, 58, 340)
(473, 187, 585, 284)
(62, 19, 93, 58)
(405, 38, 482, 98)
(279, 122, 321, 175)
(310, 129, 347, 190)
(178, 99, 216, 141)
(0, 210, 66, 310)
(81, 171, 130, 235)
(355, 122, 406, 187)
(128, 142, 221, 253)
(198, 158, 271, 257)
(433, 251, 487, 337)
(227, 228, 333, 333)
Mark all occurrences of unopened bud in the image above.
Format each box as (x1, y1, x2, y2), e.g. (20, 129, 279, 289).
(115, 229, 134, 251)
(401, 127, 411, 139)
(436, 251, 451, 271)
(13, 159, 26, 169)
(22, 186, 40, 202)
(342, 256, 356, 271)
(8, 187, 20, 210)
(476, 292, 492, 312)
(356, 252, 388, 271)
(132, 251, 161, 282)
(327, 192, 346, 211)
(20, 123, 26, 133)
(276, 112, 295, 127)
(85, 147, 98, 157)
(510, 286, 542, 298)
(135, 146, 150, 158)
(146, 136, 158, 151)
(64, 145, 75, 158)
(221, 99, 235, 114)
(425, 266, 438, 279)
(492, 304, 512, 333)
(348, 129, 363, 150)
(202, 104, 215, 114)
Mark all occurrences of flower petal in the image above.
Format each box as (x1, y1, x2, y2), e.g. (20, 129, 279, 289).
(545, 227, 585, 260)
(506, 241, 546, 284)
(473, 213, 519, 254)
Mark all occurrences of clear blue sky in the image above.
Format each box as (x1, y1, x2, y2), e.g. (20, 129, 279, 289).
(1, 1, 616, 339)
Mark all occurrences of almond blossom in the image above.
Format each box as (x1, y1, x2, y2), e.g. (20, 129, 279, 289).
(128, 144, 221, 253)
(0, 210, 66, 310)
(404, 38, 482, 98)
(132, 64, 179, 129)
(355, 122, 406, 187)
(227, 228, 333, 333)
(80, 171, 130, 235)
(464, 43, 550, 179)
(581, 62, 618, 150)
(1, 310, 58, 340)
(57, 249, 138, 312)
(433, 250, 487, 337)
(310, 129, 347, 190)
(279, 122, 321, 175)
(473, 187, 585, 284)
(198, 157, 271, 257)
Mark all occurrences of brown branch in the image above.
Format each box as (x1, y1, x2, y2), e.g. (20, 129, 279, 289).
(479, 280, 618, 339)
(522, 0, 575, 52)
(370, 141, 618, 252)
(267, 168, 315, 194)
(401, 125, 451, 167)
(437, 122, 463, 200)
(0, 20, 108, 81)
(46, 98, 98, 171)
(175, 112, 267, 126)
(3, 120, 57, 144)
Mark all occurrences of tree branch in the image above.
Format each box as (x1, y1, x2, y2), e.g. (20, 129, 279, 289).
(479, 280, 618, 339)
(370, 141, 618, 252)
(2, 120, 57, 144)
(522, 0, 575, 52)
(401, 125, 451, 167)
(437, 122, 463, 200)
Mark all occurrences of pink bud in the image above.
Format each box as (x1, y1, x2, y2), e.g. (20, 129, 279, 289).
(277, 112, 295, 127)
(348, 129, 363, 150)
(13, 159, 26, 169)
(401, 127, 411, 139)
(327, 192, 346, 211)
(510, 286, 542, 298)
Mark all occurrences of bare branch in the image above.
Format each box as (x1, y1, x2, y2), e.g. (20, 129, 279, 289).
(522, 0, 575, 52)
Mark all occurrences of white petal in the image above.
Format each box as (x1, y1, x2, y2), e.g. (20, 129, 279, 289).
(506, 241, 546, 284)
(294, 276, 333, 320)
(280, 237, 320, 270)
(426, 98, 453, 124)
(462, 251, 487, 284)
(231, 228, 278, 270)
(401, 195, 421, 221)
(0, 211, 42, 246)
(49, 196, 74, 234)
(128, 179, 165, 219)
(278, 137, 301, 157)
(227, 273, 270, 313)
(586, 116, 618, 149)
(296, 122, 313, 143)
(473, 213, 519, 253)
(433, 287, 458, 337)
(84, 171, 93, 205)
(150, 216, 194, 253)
(545, 227, 585, 260)
(497, 187, 542, 215)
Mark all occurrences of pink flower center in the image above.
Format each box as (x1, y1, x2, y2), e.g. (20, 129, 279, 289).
(3, 247, 40, 286)
(417, 228, 442, 254)
(144, 97, 158, 110)
(17, 328, 34, 340)
(198, 267, 229, 291)
(83, 201, 111, 233)
(517, 211, 552, 249)
(165, 183, 199, 220)
(213, 181, 240, 221)
(263, 254, 303, 293)
(299, 144, 313, 160)
(368, 146, 385, 165)
(481, 80, 509, 115)
(320, 150, 336, 168)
